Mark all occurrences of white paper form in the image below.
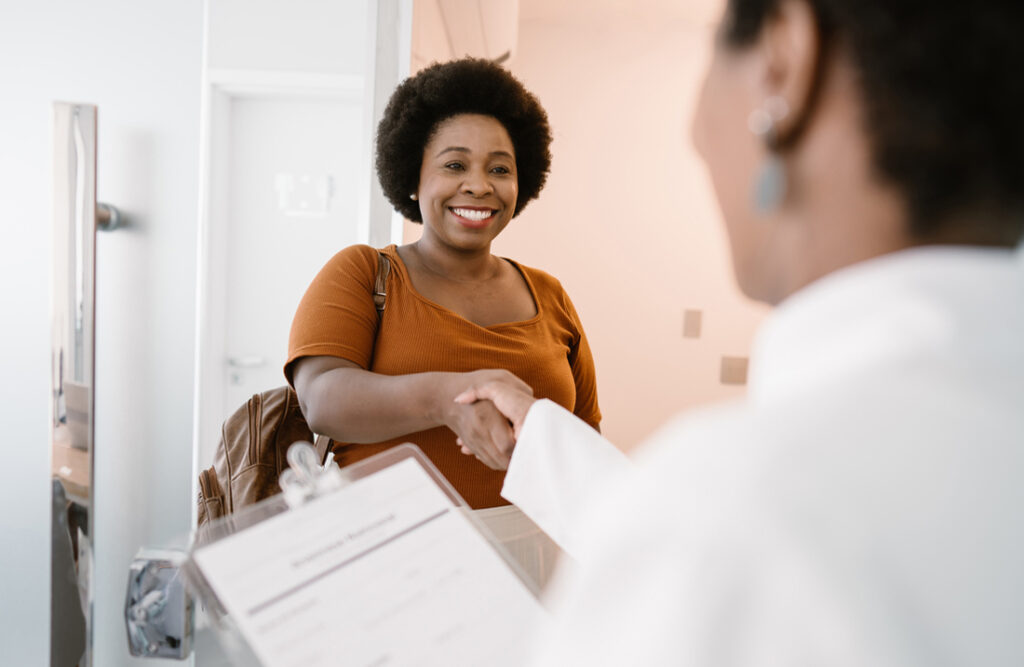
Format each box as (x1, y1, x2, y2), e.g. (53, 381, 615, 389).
(192, 457, 545, 667)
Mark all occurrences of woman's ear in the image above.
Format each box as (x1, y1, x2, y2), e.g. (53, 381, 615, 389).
(756, 0, 822, 147)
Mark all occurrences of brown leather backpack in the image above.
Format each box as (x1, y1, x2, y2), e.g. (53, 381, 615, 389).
(196, 387, 332, 527)
(196, 252, 391, 527)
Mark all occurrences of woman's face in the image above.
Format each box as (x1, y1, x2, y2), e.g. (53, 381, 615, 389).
(415, 113, 519, 252)
(692, 30, 781, 302)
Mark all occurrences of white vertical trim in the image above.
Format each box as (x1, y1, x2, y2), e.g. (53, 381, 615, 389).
(359, 0, 415, 248)
(190, 0, 214, 534)
(396, 0, 414, 81)
(194, 87, 232, 475)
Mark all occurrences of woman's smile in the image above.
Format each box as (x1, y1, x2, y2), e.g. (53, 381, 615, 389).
(449, 206, 498, 228)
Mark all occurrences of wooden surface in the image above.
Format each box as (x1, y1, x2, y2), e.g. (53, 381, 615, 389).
(53, 424, 90, 505)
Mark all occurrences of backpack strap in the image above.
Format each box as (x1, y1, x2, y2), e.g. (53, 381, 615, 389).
(308, 251, 390, 469)
(313, 433, 333, 466)
(373, 251, 391, 316)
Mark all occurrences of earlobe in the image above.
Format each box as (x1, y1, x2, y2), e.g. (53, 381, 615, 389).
(757, 0, 823, 148)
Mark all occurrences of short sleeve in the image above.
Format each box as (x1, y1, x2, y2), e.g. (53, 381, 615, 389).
(563, 292, 602, 428)
(284, 244, 380, 385)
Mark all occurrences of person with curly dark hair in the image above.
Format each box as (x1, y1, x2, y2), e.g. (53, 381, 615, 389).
(375, 57, 553, 225)
(285, 58, 600, 517)
(453, 1, 1024, 663)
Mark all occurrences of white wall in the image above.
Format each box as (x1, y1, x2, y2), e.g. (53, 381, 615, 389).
(0, 1, 203, 664)
(207, 0, 366, 74)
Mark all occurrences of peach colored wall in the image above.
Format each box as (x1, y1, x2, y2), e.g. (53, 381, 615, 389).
(406, 1, 770, 450)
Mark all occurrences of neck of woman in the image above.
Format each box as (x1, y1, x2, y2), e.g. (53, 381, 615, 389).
(407, 238, 502, 283)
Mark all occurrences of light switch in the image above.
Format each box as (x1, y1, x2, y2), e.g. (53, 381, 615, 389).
(683, 309, 702, 339)
(720, 356, 749, 385)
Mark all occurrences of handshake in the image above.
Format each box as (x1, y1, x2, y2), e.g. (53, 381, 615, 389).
(445, 369, 538, 471)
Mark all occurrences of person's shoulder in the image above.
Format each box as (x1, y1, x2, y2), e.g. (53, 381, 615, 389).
(332, 243, 380, 264)
(510, 259, 582, 320)
(625, 391, 888, 528)
(511, 259, 565, 293)
(320, 244, 384, 277)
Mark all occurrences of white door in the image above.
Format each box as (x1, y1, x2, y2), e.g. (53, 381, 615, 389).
(194, 0, 412, 472)
(220, 95, 362, 416)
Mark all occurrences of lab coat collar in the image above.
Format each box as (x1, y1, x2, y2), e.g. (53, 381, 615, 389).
(747, 245, 1024, 406)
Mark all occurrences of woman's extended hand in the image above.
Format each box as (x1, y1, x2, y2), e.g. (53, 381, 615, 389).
(445, 399, 516, 470)
(442, 370, 535, 470)
(453, 370, 538, 440)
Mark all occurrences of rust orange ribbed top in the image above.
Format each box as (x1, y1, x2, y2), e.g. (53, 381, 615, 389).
(285, 244, 601, 508)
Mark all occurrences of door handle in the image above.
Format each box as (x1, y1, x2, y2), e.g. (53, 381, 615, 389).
(97, 202, 122, 231)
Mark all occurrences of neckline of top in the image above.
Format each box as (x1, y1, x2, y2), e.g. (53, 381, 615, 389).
(382, 244, 544, 331)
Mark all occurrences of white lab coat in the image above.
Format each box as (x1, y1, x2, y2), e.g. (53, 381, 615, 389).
(502, 246, 1024, 666)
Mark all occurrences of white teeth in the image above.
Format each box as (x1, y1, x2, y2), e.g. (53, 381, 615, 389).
(452, 207, 492, 221)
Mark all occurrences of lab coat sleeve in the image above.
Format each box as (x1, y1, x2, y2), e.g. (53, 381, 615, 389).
(500, 399, 631, 557)
(529, 411, 893, 667)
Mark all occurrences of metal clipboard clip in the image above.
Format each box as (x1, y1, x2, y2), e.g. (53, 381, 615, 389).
(278, 441, 344, 509)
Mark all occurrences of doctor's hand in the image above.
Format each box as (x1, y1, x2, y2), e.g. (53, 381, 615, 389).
(453, 371, 537, 440)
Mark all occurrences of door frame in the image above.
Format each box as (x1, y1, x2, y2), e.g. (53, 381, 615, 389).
(193, 72, 361, 478)
(190, 1, 413, 518)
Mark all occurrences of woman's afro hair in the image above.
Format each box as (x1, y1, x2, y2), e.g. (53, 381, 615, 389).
(375, 57, 553, 223)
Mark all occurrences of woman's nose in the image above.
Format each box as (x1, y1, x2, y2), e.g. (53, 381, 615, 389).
(460, 168, 494, 196)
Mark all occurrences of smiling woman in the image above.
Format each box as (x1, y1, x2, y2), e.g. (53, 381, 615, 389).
(285, 58, 601, 510)
(414, 114, 519, 256)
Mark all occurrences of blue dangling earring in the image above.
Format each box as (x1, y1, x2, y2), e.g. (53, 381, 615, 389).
(753, 153, 786, 213)
(748, 96, 790, 215)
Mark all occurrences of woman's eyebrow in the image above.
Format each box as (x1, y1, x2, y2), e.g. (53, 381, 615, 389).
(434, 146, 514, 160)
(435, 146, 470, 157)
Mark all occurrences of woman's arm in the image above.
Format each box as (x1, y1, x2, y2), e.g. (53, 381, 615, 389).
(292, 355, 532, 470)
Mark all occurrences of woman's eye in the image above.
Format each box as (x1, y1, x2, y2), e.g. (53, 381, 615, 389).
(444, 162, 465, 171)
(491, 166, 511, 175)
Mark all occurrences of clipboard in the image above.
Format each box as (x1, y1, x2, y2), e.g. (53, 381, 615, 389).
(183, 443, 547, 667)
